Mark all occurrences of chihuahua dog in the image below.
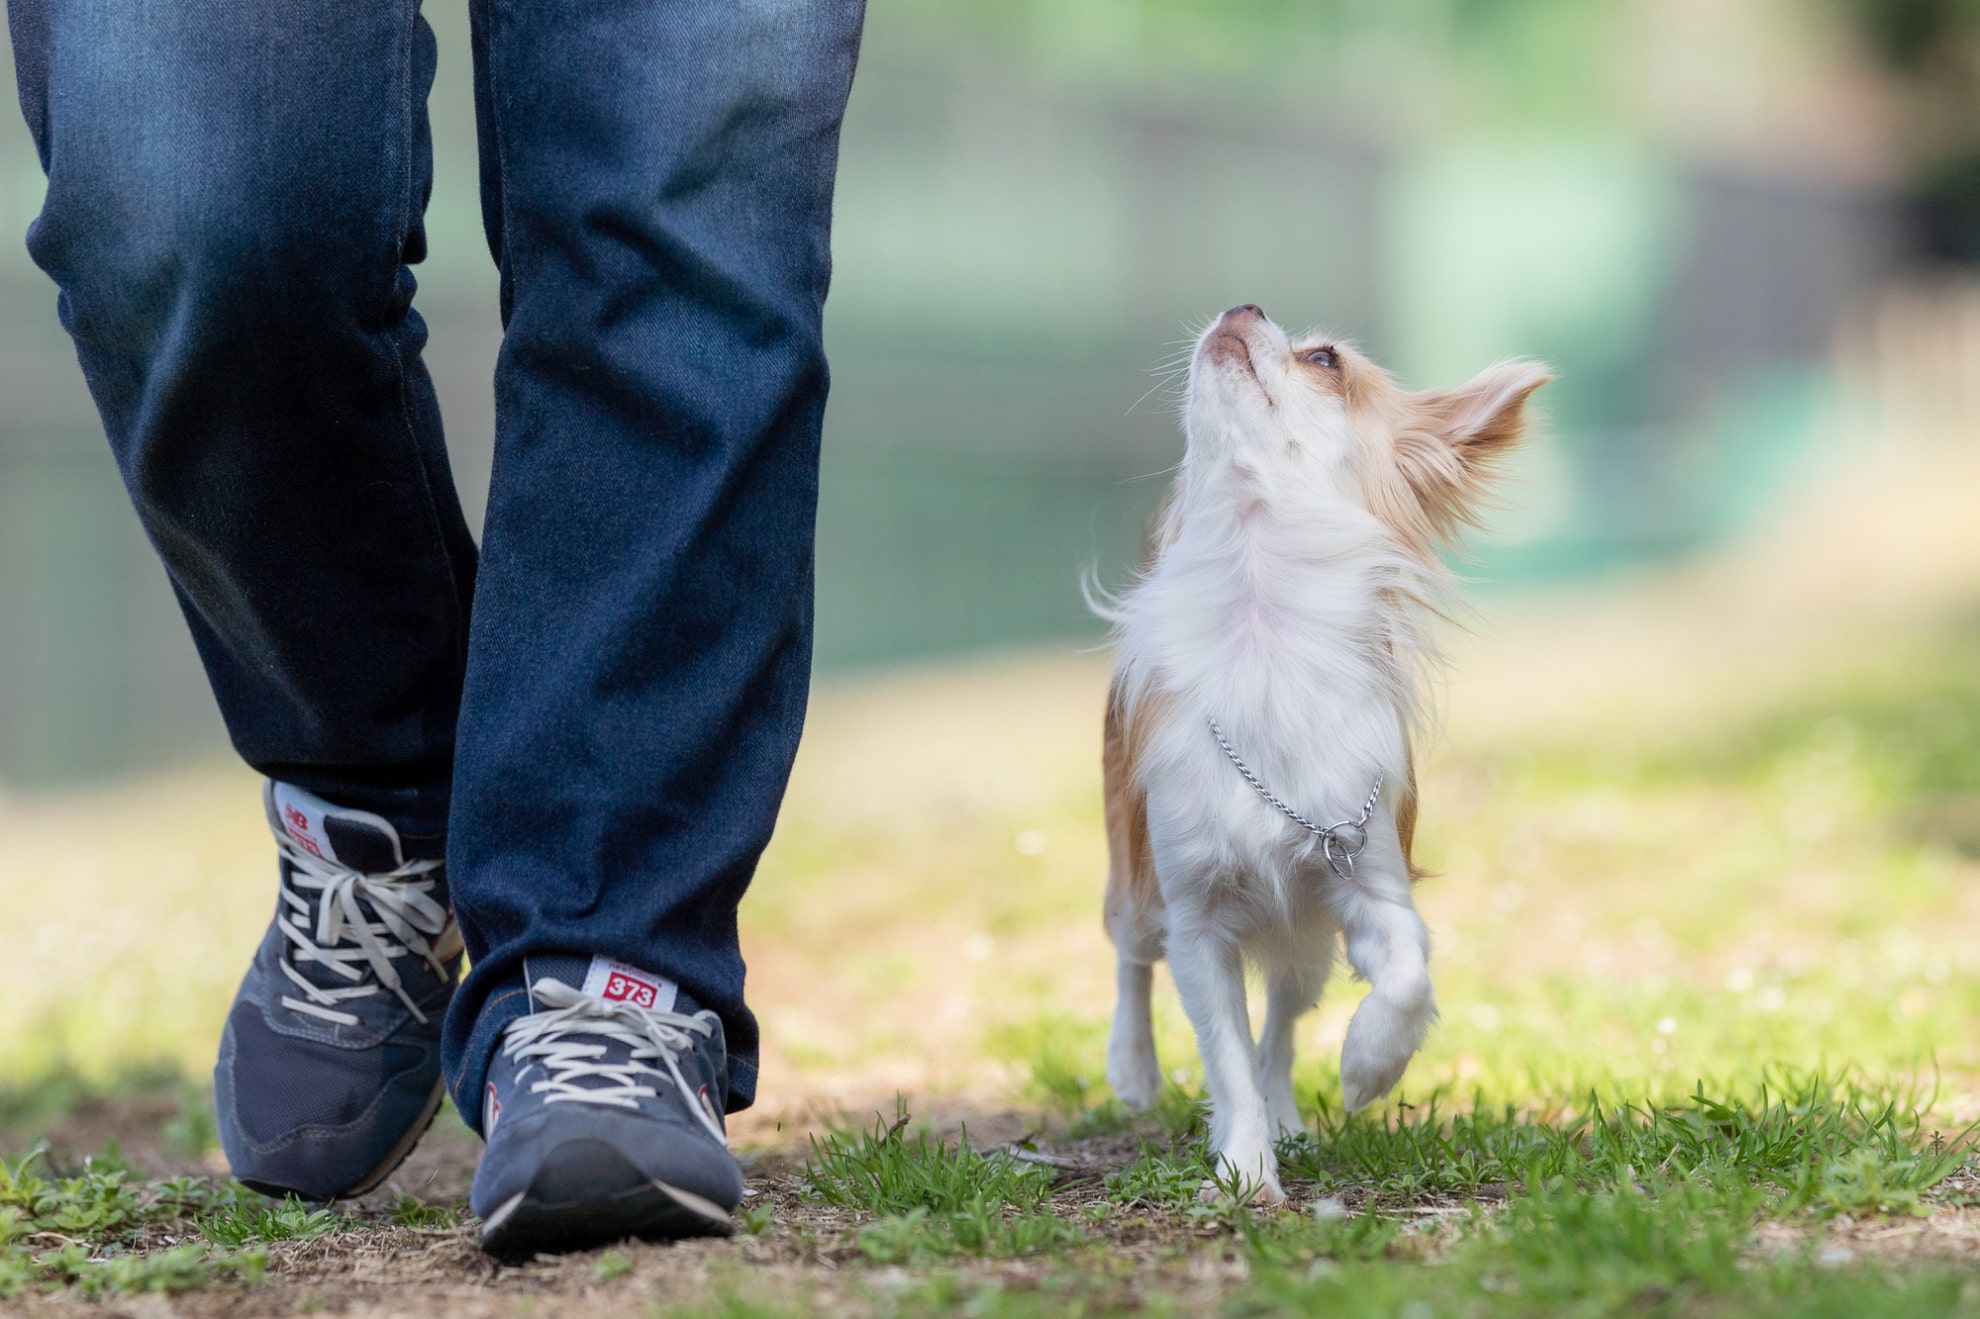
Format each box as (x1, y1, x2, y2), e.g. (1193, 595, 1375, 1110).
(1098, 304, 1548, 1202)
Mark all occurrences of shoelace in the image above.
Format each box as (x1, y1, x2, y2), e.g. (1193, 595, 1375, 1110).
(275, 833, 457, 1027)
(501, 979, 727, 1147)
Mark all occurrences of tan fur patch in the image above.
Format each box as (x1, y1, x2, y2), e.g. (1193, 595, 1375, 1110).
(1396, 750, 1427, 883)
(1103, 499, 1188, 945)
(1102, 677, 1163, 942)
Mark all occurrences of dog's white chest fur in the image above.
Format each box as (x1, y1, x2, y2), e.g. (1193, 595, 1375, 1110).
(1119, 475, 1416, 916)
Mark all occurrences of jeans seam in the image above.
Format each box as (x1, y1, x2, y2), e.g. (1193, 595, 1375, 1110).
(384, 0, 470, 683)
(484, 0, 515, 300)
(391, 3, 415, 313)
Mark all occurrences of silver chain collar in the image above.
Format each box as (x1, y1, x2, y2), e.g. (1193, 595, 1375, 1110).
(1206, 716, 1384, 879)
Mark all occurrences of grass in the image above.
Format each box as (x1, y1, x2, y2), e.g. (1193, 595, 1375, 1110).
(1102, 1140, 1215, 1207)
(807, 1109, 1060, 1218)
(806, 1107, 1087, 1262)
(194, 1195, 342, 1248)
(1235, 1184, 1959, 1319)
(0, 1145, 272, 1299)
(1267, 1073, 1970, 1210)
(388, 1192, 465, 1229)
(762, 1070, 1978, 1311)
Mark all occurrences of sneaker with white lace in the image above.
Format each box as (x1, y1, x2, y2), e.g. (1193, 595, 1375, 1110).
(470, 955, 741, 1254)
(213, 781, 461, 1200)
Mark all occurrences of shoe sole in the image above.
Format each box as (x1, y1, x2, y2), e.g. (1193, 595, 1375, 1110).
(238, 1073, 447, 1203)
(478, 1146, 735, 1256)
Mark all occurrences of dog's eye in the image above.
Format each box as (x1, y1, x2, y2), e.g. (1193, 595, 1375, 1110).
(1303, 347, 1340, 369)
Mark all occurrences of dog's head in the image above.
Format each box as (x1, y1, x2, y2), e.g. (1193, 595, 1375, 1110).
(1186, 304, 1551, 555)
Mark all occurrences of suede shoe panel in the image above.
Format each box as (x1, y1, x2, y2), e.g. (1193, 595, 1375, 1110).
(223, 1001, 428, 1145)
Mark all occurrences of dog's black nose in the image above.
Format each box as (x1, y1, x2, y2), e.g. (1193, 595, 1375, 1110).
(1227, 303, 1263, 320)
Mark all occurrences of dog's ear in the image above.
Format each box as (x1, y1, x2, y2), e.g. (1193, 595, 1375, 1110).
(1372, 360, 1551, 551)
(1417, 360, 1552, 466)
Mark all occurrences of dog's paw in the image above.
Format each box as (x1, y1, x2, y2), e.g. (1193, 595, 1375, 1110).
(1338, 997, 1429, 1111)
(1200, 1137, 1285, 1206)
(1107, 1044, 1164, 1112)
(1250, 1175, 1286, 1207)
(1339, 1059, 1402, 1113)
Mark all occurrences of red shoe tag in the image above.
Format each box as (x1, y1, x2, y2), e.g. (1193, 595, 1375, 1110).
(580, 957, 677, 1013)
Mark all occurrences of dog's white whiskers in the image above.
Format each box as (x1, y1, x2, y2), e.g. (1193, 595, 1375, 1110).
(1115, 459, 1184, 487)
(1125, 375, 1185, 417)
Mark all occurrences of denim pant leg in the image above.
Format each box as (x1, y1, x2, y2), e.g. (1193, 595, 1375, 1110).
(7, 1, 476, 834)
(441, 0, 866, 1121)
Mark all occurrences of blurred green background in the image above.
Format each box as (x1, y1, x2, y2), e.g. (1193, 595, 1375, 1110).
(0, 0, 1964, 785)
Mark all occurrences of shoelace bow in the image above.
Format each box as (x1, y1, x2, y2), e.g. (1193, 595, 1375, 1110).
(276, 833, 457, 1027)
(501, 979, 728, 1146)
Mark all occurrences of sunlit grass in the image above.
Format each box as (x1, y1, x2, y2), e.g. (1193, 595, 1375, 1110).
(1277, 1073, 1969, 1212)
(798, 1105, 1094, 1264)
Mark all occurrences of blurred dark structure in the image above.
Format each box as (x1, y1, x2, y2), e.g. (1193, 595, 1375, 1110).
(1832, 0, 1980, 263)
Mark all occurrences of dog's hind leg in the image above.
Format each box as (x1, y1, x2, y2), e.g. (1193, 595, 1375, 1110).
(1329, 838, 1436, 1112)
(1258, 943, 1332, 1138)
(1107, 952, 1163, 1110)
(1102, 683, 1164, 1110)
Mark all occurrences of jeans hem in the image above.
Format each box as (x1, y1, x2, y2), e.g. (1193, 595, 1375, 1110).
(446, 982, 530, 1136)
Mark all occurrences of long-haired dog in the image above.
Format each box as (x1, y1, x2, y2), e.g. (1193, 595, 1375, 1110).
(1098, 304, 1549, 1202)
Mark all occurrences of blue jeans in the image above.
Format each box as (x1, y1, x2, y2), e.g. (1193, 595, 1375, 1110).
(8, 0, 865, 1120)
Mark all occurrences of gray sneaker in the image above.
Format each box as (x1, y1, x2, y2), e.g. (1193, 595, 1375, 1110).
(213, 782, 461, 1200)
(470, 955, 741, 1255)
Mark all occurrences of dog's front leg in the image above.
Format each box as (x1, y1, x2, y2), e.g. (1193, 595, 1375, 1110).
(1330, 846, 1436, 1111)
(1166, 922, 1283, 1204)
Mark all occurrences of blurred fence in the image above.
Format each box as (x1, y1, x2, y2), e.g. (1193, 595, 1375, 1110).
(0, 15, 1910, 784)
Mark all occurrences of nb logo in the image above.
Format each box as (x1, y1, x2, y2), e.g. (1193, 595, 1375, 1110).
(282, 804, 324, 857)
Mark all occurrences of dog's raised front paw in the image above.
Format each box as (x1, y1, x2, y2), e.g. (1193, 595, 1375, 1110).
(1339, 1060, 1403, 1113)
(1338, 998, 1429, 1111)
